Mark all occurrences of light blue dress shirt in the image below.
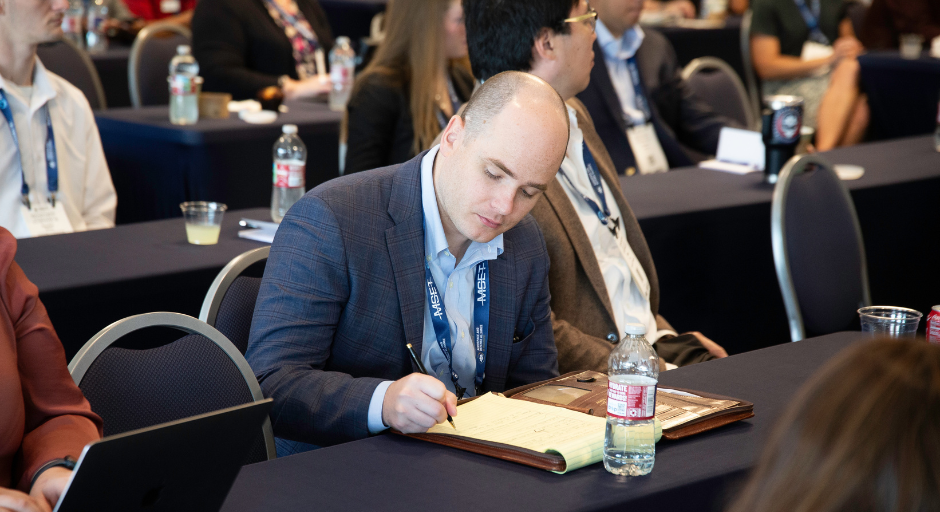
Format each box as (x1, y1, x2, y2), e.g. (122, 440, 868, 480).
(366, 146, 503, 433)
(595, 20, 648, 126)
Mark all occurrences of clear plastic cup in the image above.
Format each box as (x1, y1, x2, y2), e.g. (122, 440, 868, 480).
(858, 306, 923, 338)
(180, 201, 227, 245)
(900, 34, 924, 59)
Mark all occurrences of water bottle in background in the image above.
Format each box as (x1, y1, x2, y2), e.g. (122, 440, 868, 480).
(85, 0, 108, 53)
(700, 0, 728, 19)
(271, 125, 307, 223)
(168, 45, 200, 125)
(604, 323, 660, 476)
(62, 0, 85, 47)
(328, 36, 357, 111)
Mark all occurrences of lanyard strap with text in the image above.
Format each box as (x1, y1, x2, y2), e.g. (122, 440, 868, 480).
(624, 57, 652, 127)
(793, 0, 829, 45)
(558, 141, 613, 225)
(0, 90, 58, 209)
(423, 260, 489, 399)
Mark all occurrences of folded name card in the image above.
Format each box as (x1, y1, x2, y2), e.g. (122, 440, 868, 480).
(699, 127, 765, 174)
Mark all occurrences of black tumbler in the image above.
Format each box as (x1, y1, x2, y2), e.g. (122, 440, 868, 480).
(761, 95, 804, 184)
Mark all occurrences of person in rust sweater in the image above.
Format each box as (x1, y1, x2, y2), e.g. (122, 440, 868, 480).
(0, 228, 102, 512)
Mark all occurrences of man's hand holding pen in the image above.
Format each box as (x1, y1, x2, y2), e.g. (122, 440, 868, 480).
(382, 374, 458, 433)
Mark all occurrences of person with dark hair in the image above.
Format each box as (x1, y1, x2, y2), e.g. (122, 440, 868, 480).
(191, 0, 333, 101)
(246, 71, 568, 451)
(577, 0, 739, 175)
(728, 338, 940, 512)
(0, 227, 103, 512)
(344, 0, 474, 175)
(464, 0, 727, 374)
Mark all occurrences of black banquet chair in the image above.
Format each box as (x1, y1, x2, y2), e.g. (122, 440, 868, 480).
(771, 154, 871, 342)
(36, 37, 107, 110)
(199, 246, 269, 355)
(129, 22, 192, 107)
(681, 56, 757, 129)
(68, 312, 276, 464)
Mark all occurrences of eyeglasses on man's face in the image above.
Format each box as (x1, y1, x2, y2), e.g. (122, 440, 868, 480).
(564, 4, 598, 32)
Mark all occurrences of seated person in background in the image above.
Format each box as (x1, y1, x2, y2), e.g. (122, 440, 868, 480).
(345, 0, 474, 175)
(246, 71, 566, 451)
(0, 0, 118, 238)
(727, 338, 940, 512)
(464, 0, 727, 373)
(750, 0, 868, 151)
(860, 0, 940, 50)
(577, 0, 740, 176)
(0, 228, 103, 511)
(104, 0, 196, 39)
(191, 0, 333, 100)
(642, 0, 696, 20)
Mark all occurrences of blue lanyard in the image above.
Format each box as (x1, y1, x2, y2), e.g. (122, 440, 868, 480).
(793, 0, 829, 45)
(558, 141, 613, 225)
(0, 90, 58, 209)
(423, 258, 489, 400)
(625, 57, 652, 126)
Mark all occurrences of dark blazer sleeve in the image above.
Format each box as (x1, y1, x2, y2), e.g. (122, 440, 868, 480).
(344, 74, 410, 174)
(246, 196, 385, 446)
(1, 231, 102, 491)
(642, 30, 739, 157)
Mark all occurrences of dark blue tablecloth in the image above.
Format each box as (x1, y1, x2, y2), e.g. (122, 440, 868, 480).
(95, 102, 342, 224)
(219, 331, 864, 512)
(623, 135, 940, 354)
(16, 208, 271, 359)
(859, 51, 940, 141)
(646, 17, 745, 83)
(90, 45, 132, 109)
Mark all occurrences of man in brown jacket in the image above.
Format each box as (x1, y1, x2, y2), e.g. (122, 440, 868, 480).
(465, 0, 727, 373)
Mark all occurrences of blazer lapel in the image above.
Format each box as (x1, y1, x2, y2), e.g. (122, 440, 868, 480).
(481, 236, 514, 392)
(385, 154, 429, 360)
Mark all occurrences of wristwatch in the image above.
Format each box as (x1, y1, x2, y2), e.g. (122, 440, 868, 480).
(30, 456, 77, 490)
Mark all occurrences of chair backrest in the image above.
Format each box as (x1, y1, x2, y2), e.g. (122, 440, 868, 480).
(69, 312, 276, 463)
(129, 22, 192, 108)
(771, 155, 871, 342)
(200, 246, 269, 354)
(740, 10, 762, 129)
(681, 57, 757, 129)
(36, 38, 107, 110)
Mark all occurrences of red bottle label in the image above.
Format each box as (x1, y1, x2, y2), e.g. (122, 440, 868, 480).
(927, 309, 940, 343)
(273, 161, 305, 188)
(607, 381, 657, 420)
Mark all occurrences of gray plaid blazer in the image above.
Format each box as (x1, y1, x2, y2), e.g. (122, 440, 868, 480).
(246, 151, 559, 447)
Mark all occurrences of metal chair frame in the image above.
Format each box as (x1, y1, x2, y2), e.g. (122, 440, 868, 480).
(770, 154, 871, 342)
(69, 312, 276, 460)
(740, 10, 762, 129)
(680, 56, 757, 128)
(38, 37, 108, 110)
(128, 22, 192, 108)
(199, 246, 270, 326)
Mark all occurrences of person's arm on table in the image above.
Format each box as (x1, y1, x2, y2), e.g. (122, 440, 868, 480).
(0, 487, 51, 512)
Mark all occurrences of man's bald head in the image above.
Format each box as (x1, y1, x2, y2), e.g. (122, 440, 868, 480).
(459, 71, 570, 145)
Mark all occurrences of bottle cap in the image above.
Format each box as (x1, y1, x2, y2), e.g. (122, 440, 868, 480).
(623, 323, 646, 336)
(336, 36, 351, 47)
(177, 45, 191, 55)
(282, 124, 298, 134)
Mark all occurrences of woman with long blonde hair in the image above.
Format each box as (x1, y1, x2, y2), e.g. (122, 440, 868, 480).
(344, 0, 474, 174)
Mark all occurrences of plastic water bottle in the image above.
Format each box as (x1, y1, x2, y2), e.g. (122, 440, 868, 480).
(62, 0, 85, 47)
(271, 125, 307, 222)
(85, 0, 108, 53)
(328, 36, 357, 111)
(604, 323, 660, 476)
(168, 45, 200, 125)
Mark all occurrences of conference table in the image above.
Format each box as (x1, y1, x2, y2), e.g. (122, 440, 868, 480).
(220, 331, 864, 512)
(95, 102, 342, 224)
(623, 135, 940, 355)
(858, 51, 940, 141)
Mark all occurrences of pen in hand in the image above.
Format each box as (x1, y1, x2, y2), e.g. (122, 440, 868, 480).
(405, 343, 456, 430)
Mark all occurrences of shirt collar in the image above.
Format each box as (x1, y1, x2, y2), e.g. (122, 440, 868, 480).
(420, 146, 504, 265)
(595, 19, 645, 62)
(0, 57, 57, 113)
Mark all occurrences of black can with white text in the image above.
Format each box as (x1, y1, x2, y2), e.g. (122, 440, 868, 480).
(761, 95, 803, 184)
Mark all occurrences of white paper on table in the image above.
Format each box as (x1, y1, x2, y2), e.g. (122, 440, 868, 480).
(801, 41, 834, 61)
(238, 229, 275, 244)
(699, 127, 765, 174)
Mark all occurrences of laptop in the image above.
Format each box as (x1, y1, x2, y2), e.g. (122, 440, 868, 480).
(53, 399, 273, 512)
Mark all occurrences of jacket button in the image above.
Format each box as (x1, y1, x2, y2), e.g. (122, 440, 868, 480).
(606, 332, 619, 343)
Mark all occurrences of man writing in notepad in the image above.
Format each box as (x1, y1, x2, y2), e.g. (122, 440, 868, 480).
(247, 71, 568, 452)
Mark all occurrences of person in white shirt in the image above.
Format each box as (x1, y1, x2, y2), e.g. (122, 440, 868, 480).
(465, 0, 728, 371)
(0, 0, 117, 238)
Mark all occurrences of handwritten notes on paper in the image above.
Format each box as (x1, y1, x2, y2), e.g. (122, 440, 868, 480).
(426, 393, 607, 473)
